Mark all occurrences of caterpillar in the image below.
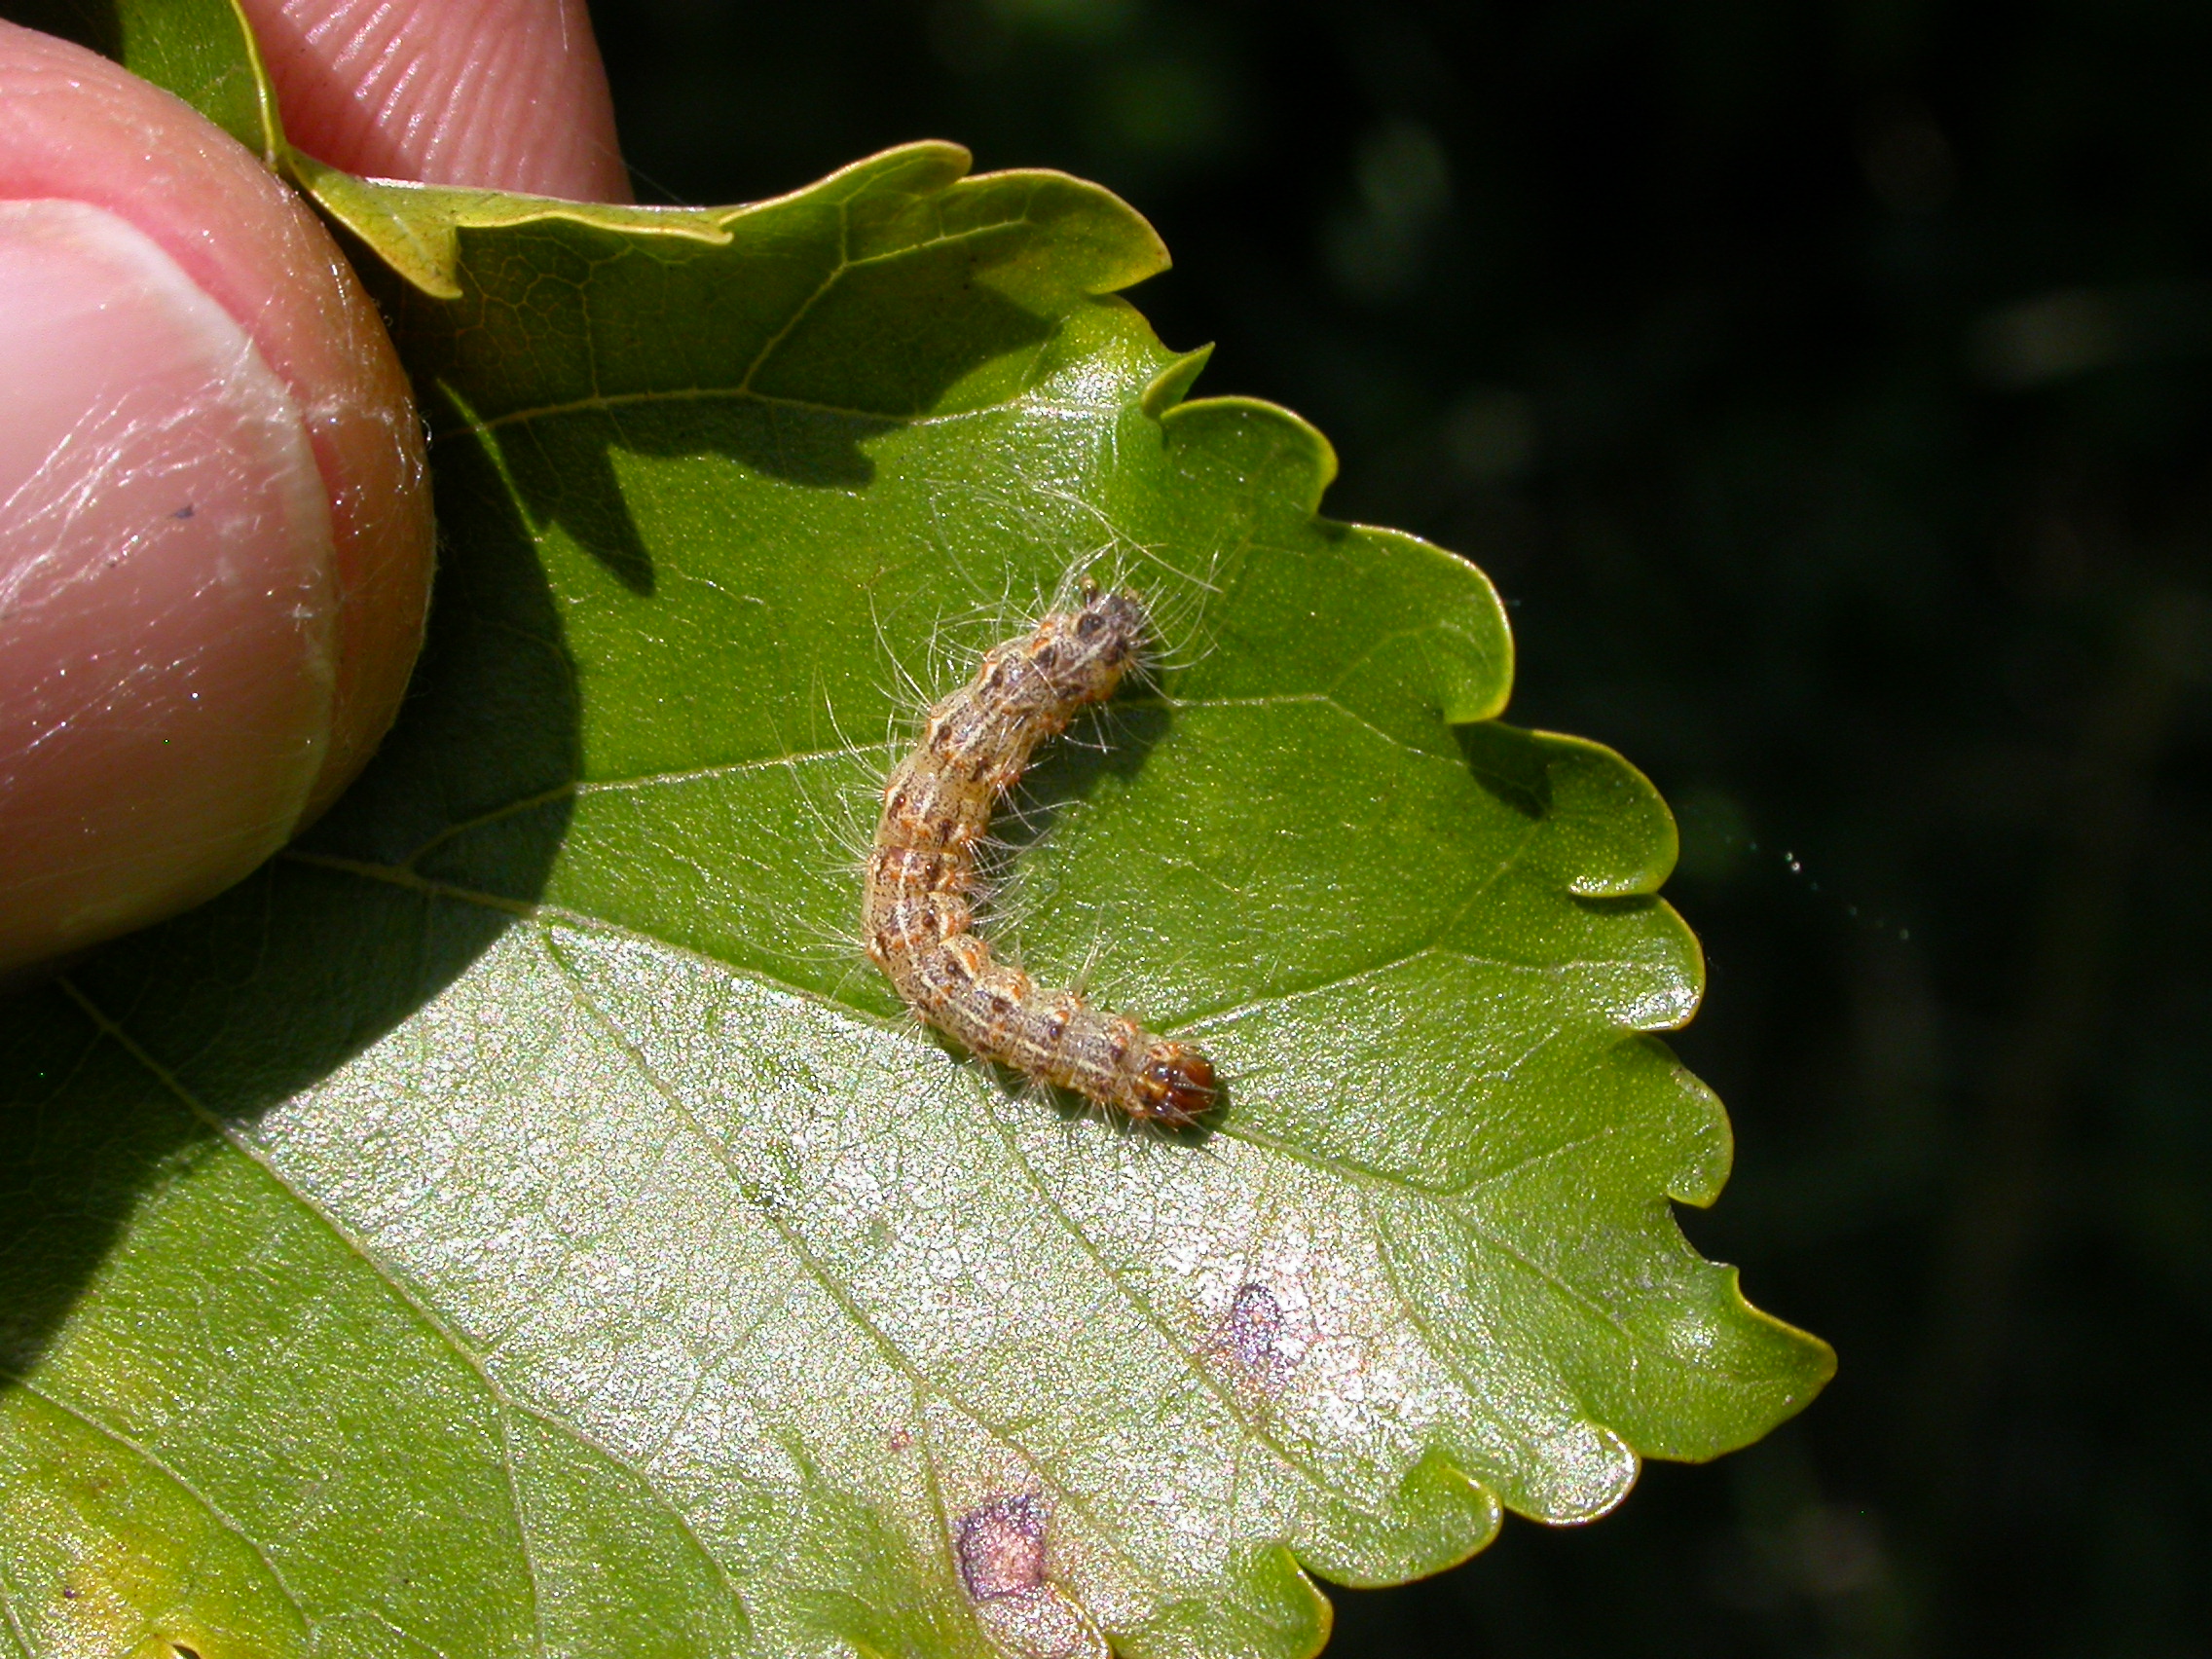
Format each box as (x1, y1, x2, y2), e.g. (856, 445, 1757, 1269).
(863, 583, 1219, 1126)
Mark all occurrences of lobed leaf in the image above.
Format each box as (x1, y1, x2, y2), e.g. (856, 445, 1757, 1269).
(0, 10, 1831, 1657)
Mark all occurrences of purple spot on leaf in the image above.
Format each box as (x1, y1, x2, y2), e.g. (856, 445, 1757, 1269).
(1222, 1281, 1303, 1391)
(956, 1493, 1048, 1602)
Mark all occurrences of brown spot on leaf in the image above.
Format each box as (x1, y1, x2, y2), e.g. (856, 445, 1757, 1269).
(956, 1493, 1048, 1602)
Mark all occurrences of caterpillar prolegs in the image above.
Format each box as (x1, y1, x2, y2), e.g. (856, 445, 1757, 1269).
(863, 585, 1219, 1126)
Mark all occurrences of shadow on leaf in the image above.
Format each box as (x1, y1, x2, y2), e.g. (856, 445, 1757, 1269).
(367, 213, 1063, 597)
(1, 185, 1105, 1377)
(991, 699, 1173, 866)
(1455, 719, 1552, 819)
(0, 433, 573, 1378)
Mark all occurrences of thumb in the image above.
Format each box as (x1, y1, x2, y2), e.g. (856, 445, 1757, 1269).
(0, 23, 433, 977)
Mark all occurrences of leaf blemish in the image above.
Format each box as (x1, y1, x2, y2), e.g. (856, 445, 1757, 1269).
(0, 132, 1842, 1647)
(1217, 1281, 1307, 1394)
(956, 1493, 1049, 1602)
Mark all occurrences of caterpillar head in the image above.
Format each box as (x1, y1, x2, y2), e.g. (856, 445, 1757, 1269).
(1067, 584, 1149, 666)
(1130, 1040, 1219, 1127)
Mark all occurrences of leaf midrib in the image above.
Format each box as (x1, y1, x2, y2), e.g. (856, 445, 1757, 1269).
(552, 948, 1301, 1612)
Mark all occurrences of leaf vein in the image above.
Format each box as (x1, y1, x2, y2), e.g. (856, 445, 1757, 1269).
(50, 976, 750, 1641)
(0, 1366, 314, 1636)
(985, 1110, 1400, 1527)
(493, 1401, 550, 1659)
(0, 1557, 35, 1659)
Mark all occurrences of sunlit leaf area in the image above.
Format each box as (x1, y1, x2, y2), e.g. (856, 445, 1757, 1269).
(4, 0, 2207, 1655)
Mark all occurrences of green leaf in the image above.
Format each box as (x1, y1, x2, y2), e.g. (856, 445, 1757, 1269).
(115, 0, 278, 165)
(15, 0, 288, 166)
(0, 120, 1831, 1659)
(284, 155, 744, 303)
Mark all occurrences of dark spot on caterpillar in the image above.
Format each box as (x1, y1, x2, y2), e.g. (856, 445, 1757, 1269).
(957, 1493, 1048, 1602)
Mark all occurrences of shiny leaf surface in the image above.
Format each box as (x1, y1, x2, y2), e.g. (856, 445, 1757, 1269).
(0, 15, 1830, 1656)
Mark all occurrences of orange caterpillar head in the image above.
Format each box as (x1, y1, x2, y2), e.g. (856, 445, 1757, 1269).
(1130, 1041, 1219, 1127)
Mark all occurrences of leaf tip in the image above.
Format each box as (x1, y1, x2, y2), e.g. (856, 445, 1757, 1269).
(1672, 1267, 1840, 1456)
(957, 162, 1173, 295)
(1507, 729, 1681, 901)
(1735, 1273, 1841, 1404)
(819, 137, 977, 203)
(1139, 343, 1216, 419)
(1660, 1050, 1733, 1205)
(1255, 1542, 1337, 1659)
(1300, 1450, 1506, 1591)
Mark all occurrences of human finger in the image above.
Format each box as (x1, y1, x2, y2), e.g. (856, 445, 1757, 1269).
(240, 0, 630, 201)
(0, 23, 433, 975)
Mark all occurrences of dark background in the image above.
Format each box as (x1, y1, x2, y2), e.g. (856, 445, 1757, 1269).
(588, 3, 2211, 1654)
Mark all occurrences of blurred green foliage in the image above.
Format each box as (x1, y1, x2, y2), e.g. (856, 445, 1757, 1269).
(590, 1, 2212, 1653)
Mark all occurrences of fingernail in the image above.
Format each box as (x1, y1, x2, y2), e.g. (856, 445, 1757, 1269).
(0, 198, 338, 971)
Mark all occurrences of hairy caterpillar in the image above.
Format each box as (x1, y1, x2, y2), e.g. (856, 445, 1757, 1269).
(863, 584, 1219, 1126)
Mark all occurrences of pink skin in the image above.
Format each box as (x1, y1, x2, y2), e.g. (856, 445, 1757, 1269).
(248, 0, 630, 201)
(0, 5, 625, 977)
